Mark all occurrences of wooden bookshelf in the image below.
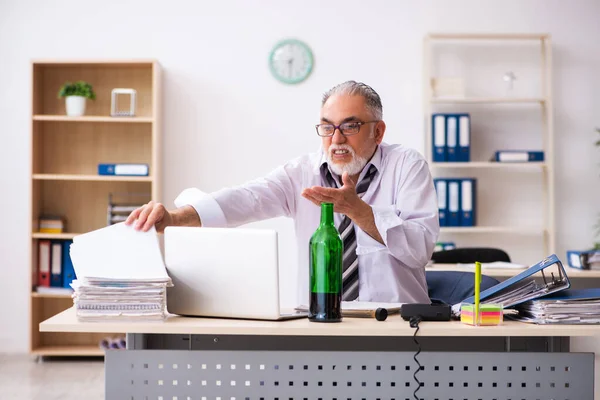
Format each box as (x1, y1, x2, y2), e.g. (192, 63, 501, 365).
(423, 34, 554, 265)
(29, 60, 161, 356)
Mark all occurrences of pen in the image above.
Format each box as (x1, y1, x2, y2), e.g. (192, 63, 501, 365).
(475, 261, 481, 325)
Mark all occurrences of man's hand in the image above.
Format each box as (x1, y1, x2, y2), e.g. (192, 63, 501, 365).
(301, 172, 383, 244)
(125, 201, 173, 233)
(301, 172, 370, 220)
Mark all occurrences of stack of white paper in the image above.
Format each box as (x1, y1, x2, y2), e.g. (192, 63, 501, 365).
(69, 222, 172, 321)
(516, 299, 600, 324)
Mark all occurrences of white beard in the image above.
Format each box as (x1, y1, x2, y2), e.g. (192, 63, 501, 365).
(327, 144, 368, 177)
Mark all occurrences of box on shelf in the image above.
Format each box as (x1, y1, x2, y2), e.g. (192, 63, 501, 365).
(38, 216, 66, 233)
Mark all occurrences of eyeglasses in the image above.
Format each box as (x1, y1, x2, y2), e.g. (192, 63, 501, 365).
(315, 120, 379, 137)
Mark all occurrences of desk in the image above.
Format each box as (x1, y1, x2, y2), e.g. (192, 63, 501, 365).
(41, 307, 598, 399)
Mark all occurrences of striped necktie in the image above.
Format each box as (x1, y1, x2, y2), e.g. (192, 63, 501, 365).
(321, 163, 378, 301)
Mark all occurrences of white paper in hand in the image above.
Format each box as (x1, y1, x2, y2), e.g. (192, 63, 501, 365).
(70, 222, 169, 282)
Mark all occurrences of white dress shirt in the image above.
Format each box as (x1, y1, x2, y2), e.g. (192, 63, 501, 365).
(174, 142, 440, 305)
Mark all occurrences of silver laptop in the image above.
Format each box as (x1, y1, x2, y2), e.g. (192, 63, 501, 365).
(163, 226, 307, 321)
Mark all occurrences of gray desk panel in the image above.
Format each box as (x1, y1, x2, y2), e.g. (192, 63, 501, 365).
(106, 349, 593, 399)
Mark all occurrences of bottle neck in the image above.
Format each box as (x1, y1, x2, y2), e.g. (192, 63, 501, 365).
(320, 203, 334, 226)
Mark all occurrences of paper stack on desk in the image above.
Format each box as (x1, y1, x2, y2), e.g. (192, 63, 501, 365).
(513, 289, 600, 324)
(453, 254, 570, 317)
(69, 222, 172, 321)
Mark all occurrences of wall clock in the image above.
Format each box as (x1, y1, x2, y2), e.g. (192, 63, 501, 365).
(269, 39, 314, 84)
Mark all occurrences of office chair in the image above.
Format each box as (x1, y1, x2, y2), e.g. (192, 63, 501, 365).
(431, 247, 511, 264)
(426, 270, 500, 305)
(426, 247, 508, 305)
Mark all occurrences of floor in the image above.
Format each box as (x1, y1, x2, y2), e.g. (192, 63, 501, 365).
(0, 354, 104, 400)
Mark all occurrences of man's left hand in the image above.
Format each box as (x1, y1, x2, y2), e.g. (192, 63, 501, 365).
(301, 172, 370, 220)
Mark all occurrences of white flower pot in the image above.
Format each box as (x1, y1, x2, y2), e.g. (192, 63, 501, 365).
(65, 96, 86, 117)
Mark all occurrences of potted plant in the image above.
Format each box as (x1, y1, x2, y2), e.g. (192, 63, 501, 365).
(57, 81, 96, 117)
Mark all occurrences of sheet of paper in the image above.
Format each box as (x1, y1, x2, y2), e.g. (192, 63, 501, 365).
(70, 222, 170, 281)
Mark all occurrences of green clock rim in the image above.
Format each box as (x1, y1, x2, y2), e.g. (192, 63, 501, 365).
(269, 38, 314, 84)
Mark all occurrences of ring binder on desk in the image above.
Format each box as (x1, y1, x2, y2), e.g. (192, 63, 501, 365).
(452, 254, 570, 316)
(567, 250, 600, 270)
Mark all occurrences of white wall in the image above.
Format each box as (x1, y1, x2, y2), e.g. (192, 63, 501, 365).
(0, 0, 599, 353)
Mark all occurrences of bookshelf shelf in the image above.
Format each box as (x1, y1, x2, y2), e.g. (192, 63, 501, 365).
(31, 345, 105, 357)
(33, 115, 153, 123)
(31, 292, 73, 299)
(430, 97, 545, 104)
(33, 174, 153, 182)
(427, 33, 549, 41)
(32, 232, 79, 239)
(431, 162, 546, 169)
(29, 60, 161, 357)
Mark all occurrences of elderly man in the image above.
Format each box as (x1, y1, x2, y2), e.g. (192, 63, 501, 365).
(126, 81, 439, 304)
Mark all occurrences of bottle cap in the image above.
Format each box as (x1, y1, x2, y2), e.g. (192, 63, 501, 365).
(375, 307, 388, 321)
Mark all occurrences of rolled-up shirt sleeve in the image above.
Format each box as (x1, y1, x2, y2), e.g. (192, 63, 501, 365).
(174, 160, 301, 228)
(359, 158, 439, 269)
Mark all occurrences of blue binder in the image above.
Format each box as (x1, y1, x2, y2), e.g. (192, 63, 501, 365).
(434, 178, 447, 227)
(446, 115, 459, 162)
(494, 150, 544, 162)
(457, 114, 470, 162)
(447, 179, 461, 226)
(62, 240, 76, 289)
(460, 178, 476, 227)
(566, 249, 600, 270)
(460, 254, 570, 308)
(50, 241, 63, 287)
(537, 288, 600, 301)
(432, 114, 447, 162)
(98, 163, 149, 176)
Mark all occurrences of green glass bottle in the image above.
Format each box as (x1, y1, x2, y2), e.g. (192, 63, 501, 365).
(309, 202, 343, 322)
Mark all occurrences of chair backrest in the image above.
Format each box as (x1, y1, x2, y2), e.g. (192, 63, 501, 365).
(431, 247, 511, 264)
(426, 271, 500, 305)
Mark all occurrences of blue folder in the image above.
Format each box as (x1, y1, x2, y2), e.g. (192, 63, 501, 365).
(458, 254, 570, 308)
(460, 178, 476, 227)
(50, 240, 63, 287)
(537, 288, 600, 301)
(446, 115, 459, 162)
(432, 114, 447, 162)
(446, 179, 461, 226)
(566, 249, 600, 270)
(494, 150, 544, 162)
(457, 113, 470, 162)
(62, 240, 76, 289)
(433, 178, 447, 227)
